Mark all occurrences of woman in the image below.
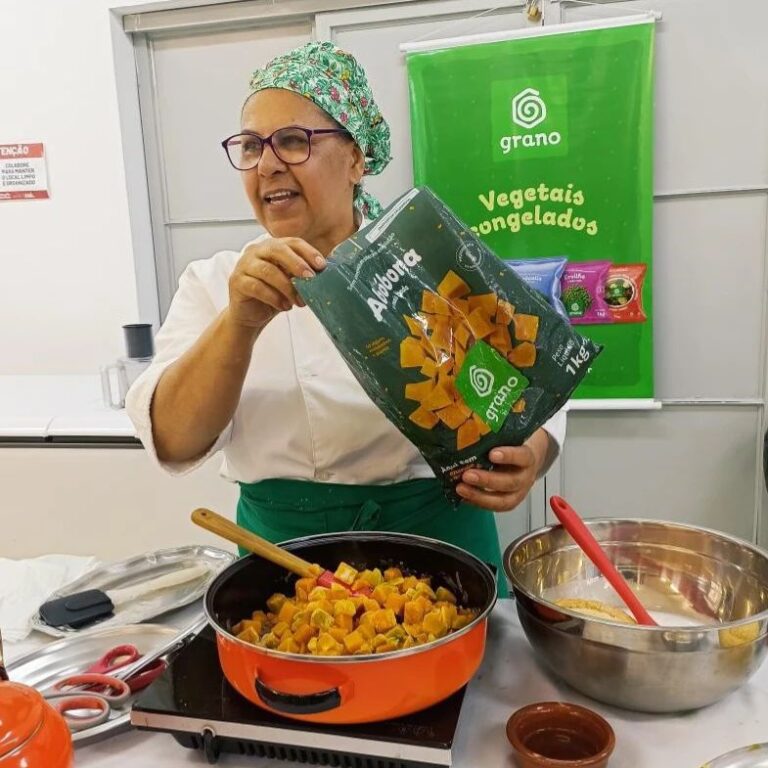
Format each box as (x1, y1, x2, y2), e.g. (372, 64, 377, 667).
(126, 42, 565, 593)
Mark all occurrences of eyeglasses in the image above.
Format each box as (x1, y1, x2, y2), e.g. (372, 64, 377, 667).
(221, 126, 349, 170)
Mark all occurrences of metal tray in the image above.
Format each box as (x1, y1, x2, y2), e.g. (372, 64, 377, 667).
(702, 745, 768, 768)
(31, 544, 235, 637)
(7, 621, 204, 745)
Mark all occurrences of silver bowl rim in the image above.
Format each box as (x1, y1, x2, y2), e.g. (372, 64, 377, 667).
(504, 516, 768, 633)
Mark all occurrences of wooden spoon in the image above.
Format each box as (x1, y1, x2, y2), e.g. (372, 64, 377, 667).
(191, 508, 372, 597)
(549, 496, 657, 626)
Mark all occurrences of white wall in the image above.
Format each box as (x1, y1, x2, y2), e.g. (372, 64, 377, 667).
(0, 0, 160, 375)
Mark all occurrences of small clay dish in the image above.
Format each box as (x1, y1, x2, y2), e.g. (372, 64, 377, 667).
(506, 701, 615, 768)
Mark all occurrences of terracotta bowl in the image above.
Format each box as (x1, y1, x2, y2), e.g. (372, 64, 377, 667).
(506, 701, 615, 768)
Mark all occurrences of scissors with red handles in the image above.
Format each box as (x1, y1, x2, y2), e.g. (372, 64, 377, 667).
(84, 643, 167, 693)
(43, 673, 131, 731)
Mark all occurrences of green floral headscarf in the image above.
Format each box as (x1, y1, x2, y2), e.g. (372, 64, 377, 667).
(247, 41, 391, 219)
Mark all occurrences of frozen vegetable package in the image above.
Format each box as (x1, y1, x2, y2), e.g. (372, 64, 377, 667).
(504, 257, 568, 319)
(295, 187, 602, 504)
(562, 261, 613, 324)
(604, 264, 648, 323)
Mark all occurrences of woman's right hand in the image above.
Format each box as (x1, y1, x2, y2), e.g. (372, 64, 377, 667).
(227, 237, 326, 330)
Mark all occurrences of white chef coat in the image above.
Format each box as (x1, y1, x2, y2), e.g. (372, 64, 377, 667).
(126, 232, 567, 485)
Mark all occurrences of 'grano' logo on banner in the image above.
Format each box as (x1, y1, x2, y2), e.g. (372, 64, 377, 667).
(511, 88, 547, 129)
(492, 77, 568, 160)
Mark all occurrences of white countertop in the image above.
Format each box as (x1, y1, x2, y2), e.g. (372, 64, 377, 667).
(0, 375, 135, 438)
(6, 599, 765, 768)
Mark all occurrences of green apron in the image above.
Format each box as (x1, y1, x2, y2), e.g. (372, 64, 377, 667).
(237, 478, 508, 596)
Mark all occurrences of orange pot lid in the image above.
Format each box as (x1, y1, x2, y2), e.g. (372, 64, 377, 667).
(0, 682, 46, 758)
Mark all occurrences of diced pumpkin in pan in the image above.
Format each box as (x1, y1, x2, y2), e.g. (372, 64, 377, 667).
(308, 586, 331, 602)
(372, 609, 398, 633)
(457, 418, 482, 450)
(343, 630, 365, 654)
(237, 626, 260, 645)
(422, 610, 449, 638)
(403, 622, 422, 638)
(295, 578, 317, 602)
(513, 313, 540, 343)
(405, 379, 435, 402)
(374, 641, 399, 654)
(435, 587, 457, 604)
(415, 581, 437, 601)
(371, 583, 394, 605)
(334, 562, 358, 585)
(278, 636, 301, 654)
(271, 621, 289, 638)
(292, 624, 313, 646)
(512, 398, 526, 414)
(451, 614, 474, 631)
(404, 600, 426, 625)
(437, 270, 471, 300)
(508, 342, 537, 368)
(384, 592, 407, 616)
(386, 625, 407, 644)
(329, 627, 350, 643)
(439, 603, 458, 628)
(335, 614, 354, 633)
(401, 576, 419, 591)
(310, 609, 334, 630)
(333, 599, 357, 617)
(260, 632, 279, 649)
(316, 633, 343, 656)
(266, 593, 287, 614)
(359, 570, 383, 588)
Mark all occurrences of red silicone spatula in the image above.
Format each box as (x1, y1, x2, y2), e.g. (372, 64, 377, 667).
(191, 508, 372, 597)
(549, 496, 657, 626)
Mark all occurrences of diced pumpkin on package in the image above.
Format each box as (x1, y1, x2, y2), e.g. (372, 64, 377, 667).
(296, 187, 602, 504)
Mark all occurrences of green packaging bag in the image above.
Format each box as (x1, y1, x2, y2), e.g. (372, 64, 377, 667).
(296, 187, 602, 504)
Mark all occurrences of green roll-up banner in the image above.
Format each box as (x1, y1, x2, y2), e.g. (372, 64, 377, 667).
(407, 17, 655, 400)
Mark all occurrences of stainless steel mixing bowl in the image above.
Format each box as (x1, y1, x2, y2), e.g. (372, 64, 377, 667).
(504, 519, 768, 713)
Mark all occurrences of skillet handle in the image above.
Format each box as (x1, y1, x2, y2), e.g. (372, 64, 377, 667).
(255, 677, 341, 715)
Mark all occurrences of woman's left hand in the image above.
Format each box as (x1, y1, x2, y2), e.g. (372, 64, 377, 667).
(456, 428, 553, 512)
